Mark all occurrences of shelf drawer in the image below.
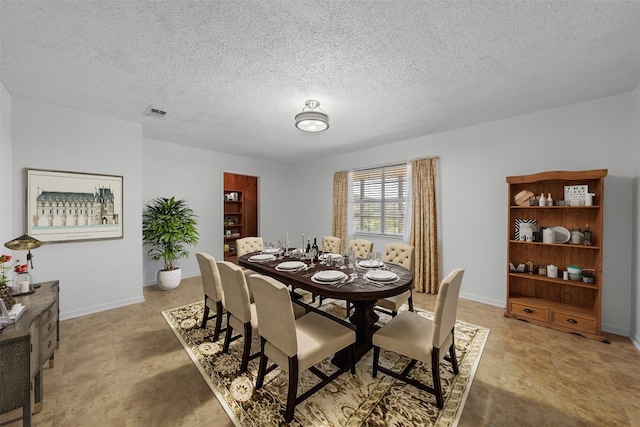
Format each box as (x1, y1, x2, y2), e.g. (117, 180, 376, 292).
(550, 311, 597, 334)
(509, 301, 548, 322)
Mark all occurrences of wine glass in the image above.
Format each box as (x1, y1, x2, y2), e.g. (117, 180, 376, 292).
(348, 249, 358, 278)
(309, 247, 317, 268)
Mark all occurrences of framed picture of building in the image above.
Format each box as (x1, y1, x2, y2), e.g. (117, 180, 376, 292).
(25, 168, 123, 243)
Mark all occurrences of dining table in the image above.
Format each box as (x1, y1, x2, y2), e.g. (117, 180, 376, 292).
(238, 251, 414, 365)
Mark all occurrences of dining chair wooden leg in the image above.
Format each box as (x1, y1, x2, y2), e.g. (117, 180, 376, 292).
(285, 355, 300, 422)
(240, 322, 253, 373)
(213, 301, 224, 341)
(431, 348, 444, 409)
(201, 301, 210, 329)
(256, 338, 268, 389)
(222, 313, 233, 353)
(372, 346, 380, 378)
(408, 292, 414, 312)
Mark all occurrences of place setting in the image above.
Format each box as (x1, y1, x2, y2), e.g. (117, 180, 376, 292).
(247, 253, 277, 263)
(310, 270, 353, 288)
(274, 260, 308, 273)
(363, 269, 399, 287)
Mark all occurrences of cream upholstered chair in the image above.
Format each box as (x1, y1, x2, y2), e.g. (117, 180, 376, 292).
(196, 253, 225, 341)
(372, 268, 465, 409)
(349, 239, 373, 259)
(322, 236, 342, 254)
(217, 261, 259, 373)
(345, 239, 374, 315)
(217, 261, 305, 373)
(236, 237, 264, 257)
(250, 274, 356, 423)
(311, 236, 343, 306)
(375, 243, 415, 316)
(235, 236, 264, 287)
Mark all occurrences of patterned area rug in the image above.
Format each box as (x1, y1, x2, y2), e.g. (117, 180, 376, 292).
(162, 295, 489, 427)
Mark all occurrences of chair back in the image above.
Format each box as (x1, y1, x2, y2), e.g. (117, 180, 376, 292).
(250, 274, 298, 357)
(431, 268, 465, 349)
(196, 253, 224, 304)
(217, 261, 252, 323)
(323, 236, 342, 253)
(383, 243, 415, 271)
(236, 237, 264, 257)
(349, 239, 373, 259)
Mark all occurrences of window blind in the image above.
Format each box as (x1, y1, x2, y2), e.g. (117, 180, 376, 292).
(352, 164, 407, 235)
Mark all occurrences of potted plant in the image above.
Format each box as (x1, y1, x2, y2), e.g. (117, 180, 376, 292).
(142, 197, 199, 290)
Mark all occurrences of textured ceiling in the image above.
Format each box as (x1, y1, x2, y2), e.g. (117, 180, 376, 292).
(2, 1, 640, 164)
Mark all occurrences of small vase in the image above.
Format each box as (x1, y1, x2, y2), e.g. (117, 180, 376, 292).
(0, 285, 15, 311)
(13, 272, 33, 294)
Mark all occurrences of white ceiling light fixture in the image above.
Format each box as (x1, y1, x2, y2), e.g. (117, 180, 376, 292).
(295, 100, 329, 132)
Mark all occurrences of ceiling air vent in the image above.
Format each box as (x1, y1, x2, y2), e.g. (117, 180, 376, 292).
(145, 106, 167, 118)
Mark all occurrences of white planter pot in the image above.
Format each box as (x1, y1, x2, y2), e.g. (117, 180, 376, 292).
(157, 268, 182, 290)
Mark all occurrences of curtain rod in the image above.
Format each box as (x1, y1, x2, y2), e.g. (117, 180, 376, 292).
(352, 156, 439, 172)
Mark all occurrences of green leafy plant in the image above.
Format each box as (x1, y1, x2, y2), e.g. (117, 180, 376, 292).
(142, 197, 199, 271)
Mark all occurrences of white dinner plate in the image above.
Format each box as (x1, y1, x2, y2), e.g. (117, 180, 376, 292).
(275, 261, 306, 271)
(551, 226, 570, 244)
(249, 254, 276, 262)
(358, 260, 384, 268)
(365, 270, 398, 282)
(319, 253, 343, 260)
(313, 270, 347, 282)
(262, 248, 281, 254)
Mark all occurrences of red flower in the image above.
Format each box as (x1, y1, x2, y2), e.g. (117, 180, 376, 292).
(0, 254, 12, 263)
(14, 264, 28, 274)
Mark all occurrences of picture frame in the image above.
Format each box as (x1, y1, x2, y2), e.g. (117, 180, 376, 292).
(26, 168, 123, 243)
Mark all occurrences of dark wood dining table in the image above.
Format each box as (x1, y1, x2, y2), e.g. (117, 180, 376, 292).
(238, 251, 414, 364)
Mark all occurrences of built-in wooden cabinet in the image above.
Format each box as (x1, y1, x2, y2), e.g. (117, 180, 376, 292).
(224, 190, 244, 262)
(505, 170, 607, 342)
(223, 172, 258, 263)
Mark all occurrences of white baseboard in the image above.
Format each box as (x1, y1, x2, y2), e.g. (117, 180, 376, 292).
(459, 292, 505, 309)
(60, 295, 145, 321)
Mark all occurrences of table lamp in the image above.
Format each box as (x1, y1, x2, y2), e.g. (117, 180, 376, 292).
(4, 234, 42, 268)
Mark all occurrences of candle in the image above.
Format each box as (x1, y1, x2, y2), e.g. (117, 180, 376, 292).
(302, 234, 304, 249)
(286, 232, 288, 243)
(18, 281, 29, 293)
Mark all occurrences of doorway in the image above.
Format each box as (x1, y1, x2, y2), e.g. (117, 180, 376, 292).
(223, 172, 258, 263)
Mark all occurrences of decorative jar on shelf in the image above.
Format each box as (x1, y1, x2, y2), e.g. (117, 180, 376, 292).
(13, 271, 33, 294)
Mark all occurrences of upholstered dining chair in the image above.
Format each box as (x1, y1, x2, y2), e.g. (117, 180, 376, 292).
(250, 274, 356, 423)
(196, 252, 225, 341)
(236, 236, 264, 257)
(217, 261, 306, 373)
(217, 261, 259, 373)
(311, 236, 343, 306)
(349, 239, 373, 259)
(345, 239, 374, 315)
(375, 243, 415, 316)
(235, 236, 264, 297)
(372, 268, 465, 409)
(322, 236, 342, 254)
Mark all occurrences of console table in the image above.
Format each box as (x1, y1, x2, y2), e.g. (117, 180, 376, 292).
(0, 281, 59, 426)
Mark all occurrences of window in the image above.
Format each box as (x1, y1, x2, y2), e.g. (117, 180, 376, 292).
(352, 164, 408, 235)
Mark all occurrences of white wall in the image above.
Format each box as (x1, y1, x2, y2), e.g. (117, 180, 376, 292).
(289, 93, 636, 337)
(141, 138, 292, 285)
(631, 83, 640, 348)
(0, 82, 12, 243)
(9, 96, 144, 320)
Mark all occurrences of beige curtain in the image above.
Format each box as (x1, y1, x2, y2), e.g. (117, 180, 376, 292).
(409, 157, 441, 293)
(332, 171, 349, 254)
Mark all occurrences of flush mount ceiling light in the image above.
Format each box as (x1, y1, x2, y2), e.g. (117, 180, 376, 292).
(295, 100, 329, 132)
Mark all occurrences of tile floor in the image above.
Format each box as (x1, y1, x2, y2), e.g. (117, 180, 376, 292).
(1, 276, 638, 427)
